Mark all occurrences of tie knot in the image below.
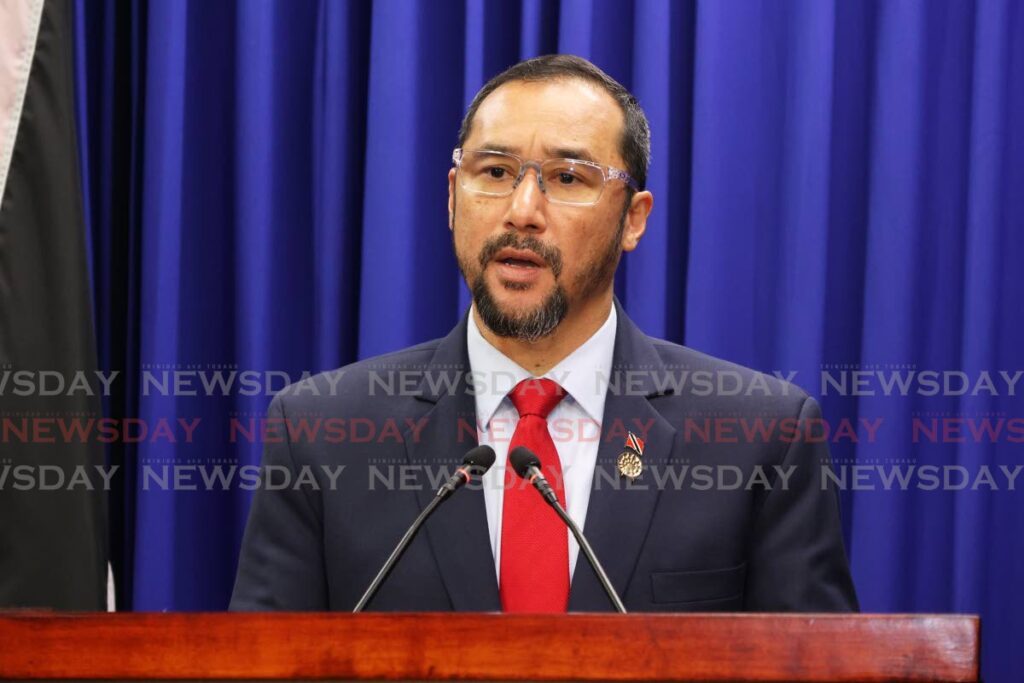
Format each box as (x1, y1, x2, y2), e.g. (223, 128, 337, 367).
(509, 378, 566, 419)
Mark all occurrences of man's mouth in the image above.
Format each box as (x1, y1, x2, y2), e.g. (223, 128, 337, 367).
(492, 248, 546, 269)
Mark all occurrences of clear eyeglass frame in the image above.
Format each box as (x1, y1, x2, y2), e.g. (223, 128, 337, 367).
(452, 147, 640, 206)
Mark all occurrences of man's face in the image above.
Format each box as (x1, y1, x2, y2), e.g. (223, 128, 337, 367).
(449, 78, 649, 341)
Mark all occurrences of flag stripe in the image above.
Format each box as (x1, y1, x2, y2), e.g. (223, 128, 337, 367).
(0, 0, 44, 203)
(0, 0, 106, 609)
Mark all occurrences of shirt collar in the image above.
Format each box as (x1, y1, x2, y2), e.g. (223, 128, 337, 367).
(466, 304, 617, 428)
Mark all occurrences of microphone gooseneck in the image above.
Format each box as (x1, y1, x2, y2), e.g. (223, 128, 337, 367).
(353, 445, 496, 613)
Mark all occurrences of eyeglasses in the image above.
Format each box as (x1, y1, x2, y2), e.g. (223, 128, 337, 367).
(452, 148, 639, 206)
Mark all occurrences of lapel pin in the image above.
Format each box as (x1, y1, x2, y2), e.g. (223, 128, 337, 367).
(617, 431, 645, 480)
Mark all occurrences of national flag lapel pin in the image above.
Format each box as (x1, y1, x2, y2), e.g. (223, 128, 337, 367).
(617, 431, 645, 480)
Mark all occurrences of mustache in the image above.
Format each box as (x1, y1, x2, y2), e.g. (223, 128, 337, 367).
(477, 232, 564, 278)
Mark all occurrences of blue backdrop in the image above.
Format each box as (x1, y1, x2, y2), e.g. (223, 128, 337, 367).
(73, 1, 1023, 679)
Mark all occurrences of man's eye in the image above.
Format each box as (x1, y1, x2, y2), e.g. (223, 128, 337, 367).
(557, 172, 577, 185)
(487, 167, 508, 179)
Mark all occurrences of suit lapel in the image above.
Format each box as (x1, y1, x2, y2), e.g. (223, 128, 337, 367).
(569, 303, 678, 610)
(403, 315, 501, 611)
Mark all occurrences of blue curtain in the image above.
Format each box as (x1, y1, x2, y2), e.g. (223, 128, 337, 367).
(74, 0, 1023, 679)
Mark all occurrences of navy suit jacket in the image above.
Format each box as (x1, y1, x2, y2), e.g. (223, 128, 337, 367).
(230, 303, 858, 612)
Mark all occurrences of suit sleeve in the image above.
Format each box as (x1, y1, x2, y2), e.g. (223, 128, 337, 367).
(229, 393, 328, 610)
(743, 396, 859, 611)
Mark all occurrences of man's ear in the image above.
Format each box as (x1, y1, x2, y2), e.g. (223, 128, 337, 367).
(620, 190, 653, 252)
(447, 168, 457, 230)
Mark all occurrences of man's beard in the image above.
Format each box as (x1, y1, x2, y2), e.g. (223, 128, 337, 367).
(471, 231, 569, 342)
(453, 199, 628, 342)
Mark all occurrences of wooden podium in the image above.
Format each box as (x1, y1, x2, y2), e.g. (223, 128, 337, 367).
(0, 612, 978, 682)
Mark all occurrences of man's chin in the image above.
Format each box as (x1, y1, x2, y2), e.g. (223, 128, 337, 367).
(471, 276, 569, 341)
(487, 284, 550, 311)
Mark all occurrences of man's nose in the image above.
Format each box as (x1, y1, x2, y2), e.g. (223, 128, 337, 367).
(504, 166, 547, 232)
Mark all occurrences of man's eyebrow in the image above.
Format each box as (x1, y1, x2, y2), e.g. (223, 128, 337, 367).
(545, 146, 597, 163)
(471, 143, 599, 164)
(476, 142, 519, 155)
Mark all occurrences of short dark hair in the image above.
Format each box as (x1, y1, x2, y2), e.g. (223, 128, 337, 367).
(457, 54, 651, 191)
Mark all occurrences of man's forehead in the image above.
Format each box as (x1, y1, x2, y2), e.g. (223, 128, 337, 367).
(465, 79, 624, 163)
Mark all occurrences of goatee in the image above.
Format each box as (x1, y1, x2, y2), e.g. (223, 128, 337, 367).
(466, 232, 568, 342)
(472, 274, 569, 342)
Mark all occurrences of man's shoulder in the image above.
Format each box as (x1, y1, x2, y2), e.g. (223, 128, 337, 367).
(640, 335, 811, 414)
(267, 337, 449, 414)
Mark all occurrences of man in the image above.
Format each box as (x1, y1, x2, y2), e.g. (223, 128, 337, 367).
(231, 55, 858, 612)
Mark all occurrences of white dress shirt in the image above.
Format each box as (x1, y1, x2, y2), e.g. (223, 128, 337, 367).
(466, 304, 617, 581)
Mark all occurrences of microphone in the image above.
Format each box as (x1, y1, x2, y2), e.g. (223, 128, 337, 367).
(353, 445, 496, 612)
(508, 446, 627, 614)
(436, 445, 496, 500)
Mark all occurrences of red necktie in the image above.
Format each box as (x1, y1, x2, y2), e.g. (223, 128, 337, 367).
(500, 378, 569, 612)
